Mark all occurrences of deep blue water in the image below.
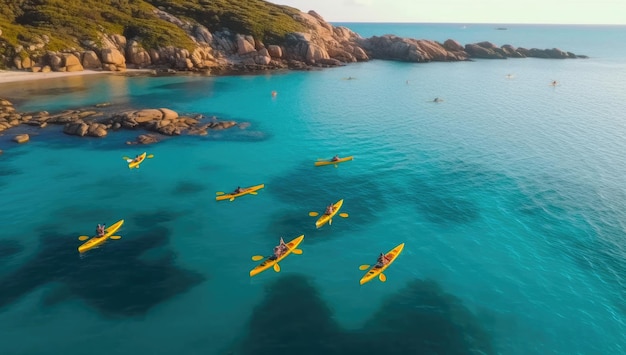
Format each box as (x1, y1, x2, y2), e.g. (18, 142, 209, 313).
(1, 23, 625, 355)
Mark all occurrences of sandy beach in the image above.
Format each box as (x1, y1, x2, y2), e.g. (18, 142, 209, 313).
(0, 69, 154, 84)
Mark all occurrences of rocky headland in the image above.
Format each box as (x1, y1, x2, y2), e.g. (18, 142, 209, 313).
(1, 3, 587, 75)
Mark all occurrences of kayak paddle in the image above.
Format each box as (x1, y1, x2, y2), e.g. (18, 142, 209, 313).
(359, 264, 370, 270)
(123, 154, 154, 159)
(78, 235, 122, 241)
(251, 249, 302, 261)
(309, 212, 349, 218)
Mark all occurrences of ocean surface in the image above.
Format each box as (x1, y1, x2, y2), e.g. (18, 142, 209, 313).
(1, 23, 625, 355)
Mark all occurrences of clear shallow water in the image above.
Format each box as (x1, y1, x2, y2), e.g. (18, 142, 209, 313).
(1, 24, 626, 354)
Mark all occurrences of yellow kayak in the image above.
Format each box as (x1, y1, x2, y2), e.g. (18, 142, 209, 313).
(315, 199, 344, 228)
(128, 152, 147, 169)
(314, 156, 353, 167)
(216, 183, 265, 201)
(249, 235, 304, 277)
(78, 219, 124, 253)
(360, 243, 405, 285)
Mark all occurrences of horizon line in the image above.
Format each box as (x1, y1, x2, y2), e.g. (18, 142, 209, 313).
(326, 21, 626, 26)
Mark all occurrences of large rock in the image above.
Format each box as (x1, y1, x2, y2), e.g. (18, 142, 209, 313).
(237, 35, 256, 55)
(101, 48, 126, 71)
(194, 26, 213, 44)
(130, 109, 164, 123)
(21, 57, 34, 69)
(127, 41, 152, 67)
(159, 108, 178, 121)
(359, 35, 467, 62)
(87, 122, 108, 137)
(82, 51, 102, 69)
(443, 39, 464, 52)
(465, 43, 506, 59)
(13, 134, 29, 143)
(48, 53, 63, 71)
(63, 121, 89, 136)
(305, 43, 329, 63)
(255, 55, 271, 65)
(267, 45, 283, 58)
(63, 53, 81, 67)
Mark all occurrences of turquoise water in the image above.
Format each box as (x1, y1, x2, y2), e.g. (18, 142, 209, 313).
(1, 24, 626, 354)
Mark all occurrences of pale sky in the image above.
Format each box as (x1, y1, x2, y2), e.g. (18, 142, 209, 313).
(270, 0, 626, 25)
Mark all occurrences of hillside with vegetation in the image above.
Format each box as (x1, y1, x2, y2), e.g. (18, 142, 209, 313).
(0, 0, 305, 67)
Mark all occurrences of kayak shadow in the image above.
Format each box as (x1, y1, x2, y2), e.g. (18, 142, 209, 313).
(406, 158, 487, 226)
(171, 179, 208, 195)
(0, 213, 204, 318)
(408, 177, 480, 225)
(229, 274, 494, 355)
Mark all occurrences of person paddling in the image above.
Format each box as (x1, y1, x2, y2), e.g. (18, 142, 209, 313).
(269, 238, 288, 260)
(324, 204, 335, 215)
(374, 252, 391, 268)
(96, 224, 106, 237)
(331, 155, 340, 161)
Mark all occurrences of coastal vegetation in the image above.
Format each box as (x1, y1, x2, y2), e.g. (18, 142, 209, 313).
(0, 0, 304, 67)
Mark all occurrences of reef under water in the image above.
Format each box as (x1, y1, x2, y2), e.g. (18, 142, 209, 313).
(232, 274, 494, 355)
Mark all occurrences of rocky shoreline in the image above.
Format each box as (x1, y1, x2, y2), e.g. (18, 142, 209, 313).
(4, 10, 586, 76)
(0, 97, 241, 148)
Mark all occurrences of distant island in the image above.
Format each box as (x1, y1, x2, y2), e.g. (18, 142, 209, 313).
(0, 0, 587, 76)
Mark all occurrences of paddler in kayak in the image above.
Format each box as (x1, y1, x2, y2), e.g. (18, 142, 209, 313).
(324, 203, 336, 215)
(269, 238, 288, 260)
(96, 224, 106, 237)
(331, 155, 340, 161)
(374, 252, 391, 268)
(233, 186, 247, 194)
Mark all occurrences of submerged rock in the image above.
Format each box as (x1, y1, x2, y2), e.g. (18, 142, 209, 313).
(13, 134, 29, 143)
(0, 97, 242, 143)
